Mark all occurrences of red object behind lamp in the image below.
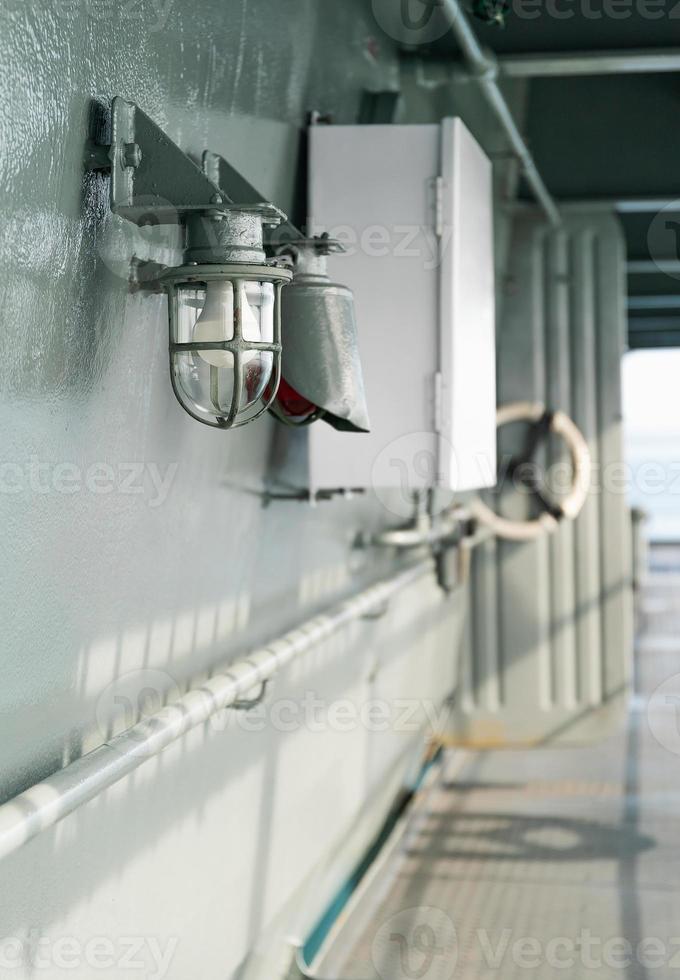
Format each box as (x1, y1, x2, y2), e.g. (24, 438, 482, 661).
(275, 378, 319, 423)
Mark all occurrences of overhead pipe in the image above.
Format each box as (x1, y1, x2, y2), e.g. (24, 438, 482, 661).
(628, 260, 680, 275)
(499, 48, 680, 78)
(0, 561, 433, 863)
(510, 197, 680, 214)
(439, 0, 561, 228)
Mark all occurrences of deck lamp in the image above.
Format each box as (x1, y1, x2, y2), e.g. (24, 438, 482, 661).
(161, 206, 292, 428)
(86, 97, 292, 428)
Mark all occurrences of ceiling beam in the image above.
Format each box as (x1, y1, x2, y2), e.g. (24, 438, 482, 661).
(508, 197, 680, 214)
(628, 260, 680, 275)
(628, 331, 680, 350)
(628, 315, 680, 335)
(500, 49, 680, 78)
(629, 316, 680, 349)
(629, 296, 680, 311)
(629, 331, 680, 349)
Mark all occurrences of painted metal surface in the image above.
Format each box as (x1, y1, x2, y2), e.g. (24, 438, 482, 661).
(438, 118, 497, 493)
(278, 242, 370, 433)
(307, 119, 496, 494)
(0, 3, 464, 978)
(0, 1, 637, 976)
(448, 213, 634, 746)
(0, 560, 434, 862)
(308, 121, 441, 493)
(106, 96, 223, 220)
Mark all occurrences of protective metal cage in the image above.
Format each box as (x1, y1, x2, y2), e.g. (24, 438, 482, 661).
(162, 263, 292, 429)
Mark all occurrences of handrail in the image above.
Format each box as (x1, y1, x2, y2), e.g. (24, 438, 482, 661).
(0, 560, 434, 862)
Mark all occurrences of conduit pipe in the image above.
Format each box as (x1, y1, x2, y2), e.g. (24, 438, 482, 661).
(370, 507, 469, 549)
(439, 0, 561, 228)
(0, 560, 433, 863)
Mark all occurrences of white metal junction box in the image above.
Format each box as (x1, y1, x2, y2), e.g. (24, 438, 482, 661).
(308, 118, 497, 494)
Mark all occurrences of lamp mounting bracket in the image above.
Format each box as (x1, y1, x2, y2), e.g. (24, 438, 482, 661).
(85, 97, 224, 224)
(85, 99, 293, 235)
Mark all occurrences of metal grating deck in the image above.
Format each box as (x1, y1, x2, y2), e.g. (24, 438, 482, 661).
(314, 559, 680, 979)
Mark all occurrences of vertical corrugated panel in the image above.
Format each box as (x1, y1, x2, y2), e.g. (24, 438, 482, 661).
(545, 230, 578, 710)
(595, 224, 634, 707)
(470, 538, 501, 712)
(570, 229, 604, 707)
(447, 213, 633, 746)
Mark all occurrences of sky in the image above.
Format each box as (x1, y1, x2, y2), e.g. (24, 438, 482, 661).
(623, 349, 680, 540)
(623, 349, 680, 437)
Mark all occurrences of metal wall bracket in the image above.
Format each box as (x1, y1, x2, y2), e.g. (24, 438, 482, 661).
(110, 98, 224, 222)
(85, 97, 224, 223)
(85, 99, 303, 242)
(231, 679, 270, 711)
(360, 600, 390, 621)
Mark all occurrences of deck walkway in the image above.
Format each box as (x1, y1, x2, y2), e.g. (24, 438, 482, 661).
(315, 546, 680, 979)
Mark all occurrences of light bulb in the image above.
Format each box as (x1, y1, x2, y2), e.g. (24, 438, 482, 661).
(193, 281, 261, 368)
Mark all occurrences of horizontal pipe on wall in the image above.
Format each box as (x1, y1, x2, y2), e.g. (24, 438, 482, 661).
(371, 508, 469, 549)
(0, 560, 434, 863)
(499, 49, 680, 78)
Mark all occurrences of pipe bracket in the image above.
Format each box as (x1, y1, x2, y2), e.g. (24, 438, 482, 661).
(232, 679, 270, 711)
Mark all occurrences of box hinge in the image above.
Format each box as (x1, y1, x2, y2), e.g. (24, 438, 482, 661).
(433, 371, 444, 433)
(433, 175, 444, 238)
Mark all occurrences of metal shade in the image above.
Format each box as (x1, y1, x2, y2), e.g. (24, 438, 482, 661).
(276, 240, 370, 433)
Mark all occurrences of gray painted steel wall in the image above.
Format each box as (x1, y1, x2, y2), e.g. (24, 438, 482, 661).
(0, 0, 632, 976)
(0, 3, 465, 977)
(451, 214, 634, 747)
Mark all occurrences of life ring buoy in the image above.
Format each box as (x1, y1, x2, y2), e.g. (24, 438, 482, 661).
(470, 401, 592, 542)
